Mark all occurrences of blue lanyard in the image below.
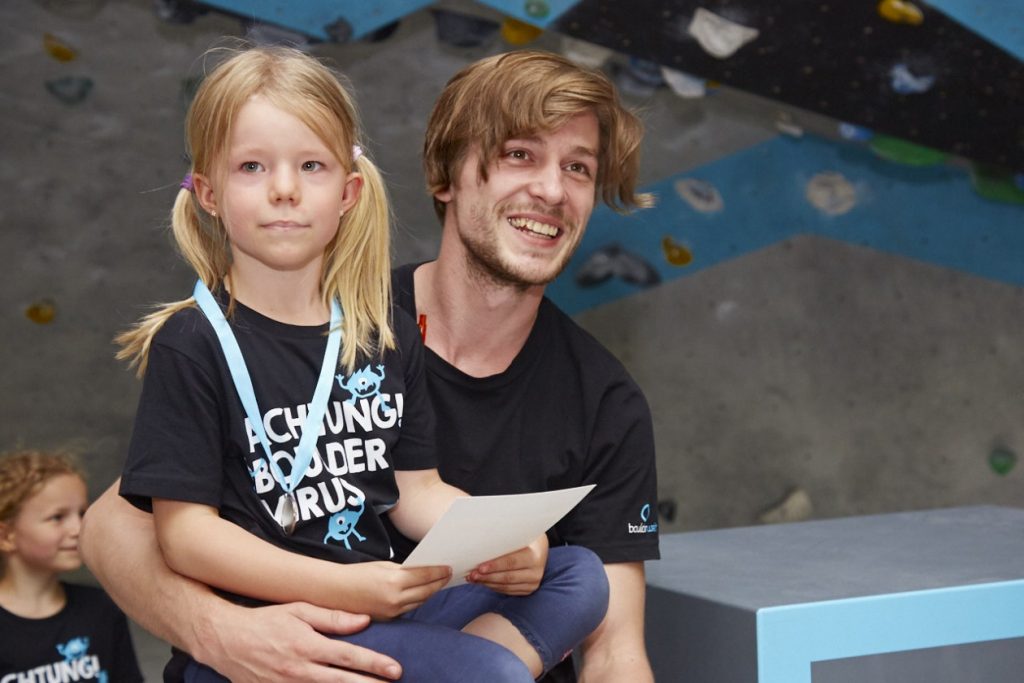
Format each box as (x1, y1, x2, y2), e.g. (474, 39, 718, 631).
(192, 280, 342, 530)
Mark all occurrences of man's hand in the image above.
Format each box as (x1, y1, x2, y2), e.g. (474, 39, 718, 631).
(193, 601, 401, 683)
(467, 534, 549, 595)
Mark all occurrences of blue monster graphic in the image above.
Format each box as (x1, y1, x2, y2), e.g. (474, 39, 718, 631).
(324, 497, 367, 550)
(336, 364, 389, 408)
(56, 637, 89, 661)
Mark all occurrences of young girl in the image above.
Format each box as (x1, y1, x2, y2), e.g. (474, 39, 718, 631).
(0, 450, 142, 682)
(116, 46, 607, 682)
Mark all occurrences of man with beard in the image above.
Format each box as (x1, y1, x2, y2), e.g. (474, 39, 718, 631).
(81, 50, 659, 683)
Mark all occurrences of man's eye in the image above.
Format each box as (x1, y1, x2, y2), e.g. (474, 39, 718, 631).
(507, 150, 529, 160)
(567, 162, 591, 176)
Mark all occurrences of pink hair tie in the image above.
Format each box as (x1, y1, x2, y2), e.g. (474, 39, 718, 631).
(352, 145, 363, 161)
(180, 173, 194, 191)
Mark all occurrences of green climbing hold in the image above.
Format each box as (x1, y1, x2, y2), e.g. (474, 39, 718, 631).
(989, 447, 1017, 476)
(868, 135, 948, 166)
(525, 0, 550, 19)
(970, 164, 1024, 205)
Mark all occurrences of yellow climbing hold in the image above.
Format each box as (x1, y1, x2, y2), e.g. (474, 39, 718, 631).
(662, 236, 693, 266)
(25, 300, 57, 324)
(43, 33, 78, 62)
(501, 17, 543, 45)
(877, 0, 923, 25)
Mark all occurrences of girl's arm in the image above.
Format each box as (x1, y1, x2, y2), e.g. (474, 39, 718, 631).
(152, 499, 450, 620)
(390, 469, 549, 595)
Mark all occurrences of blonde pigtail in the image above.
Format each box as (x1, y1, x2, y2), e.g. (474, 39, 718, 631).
(115, 187, 230, 376)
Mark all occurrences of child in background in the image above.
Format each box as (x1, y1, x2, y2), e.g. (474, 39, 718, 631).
(0, 450, 142, 682)
(115, 46, 608, 682)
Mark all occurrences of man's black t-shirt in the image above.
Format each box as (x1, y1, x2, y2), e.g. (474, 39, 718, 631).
(390, 263, 660, 564)
(0, 583, 143, 682)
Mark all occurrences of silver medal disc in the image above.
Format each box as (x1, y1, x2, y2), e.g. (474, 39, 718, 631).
(280, 492, 299, 535)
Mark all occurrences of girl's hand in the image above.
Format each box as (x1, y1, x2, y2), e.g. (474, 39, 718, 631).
(340, 561, 451, 620)
(466, 534, 549, 595)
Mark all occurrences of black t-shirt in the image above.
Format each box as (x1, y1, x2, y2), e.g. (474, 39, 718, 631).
(0, 583, 143, 682)
(120, 296, 436, 568)
(390, 263, 660, 564)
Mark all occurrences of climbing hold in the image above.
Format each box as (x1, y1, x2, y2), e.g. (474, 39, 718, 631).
(674, 178, 724, 213)
(657, 499, 678, 523)
(575, 244, 661, 288)
(431, 9, 499, 48)
(662, 236, 693, 266)
(615, 57, 664, 98)
(44, 76, 93, 105)
(775, 113, 804, 138)
(43, 33, 77, 62)
(760, 488, 813, 524)
(500, 17, 543, 46)
(869, 135, 947, 166)
(524, 0, 550, 20)
(661, 67, 706, 98)
(365, 20, 401, 43)
(805, 172, 857, 216)
(25, 300, 57, 325)
(889, 63, 935, 94)
(688, 8, 759, 59)
(969, 164, 1024, 205)
(989, 447, 1017, 476)
(560, 36, 613, 69)
(838, 122, 874, 142)
(877, 0, 923, 25)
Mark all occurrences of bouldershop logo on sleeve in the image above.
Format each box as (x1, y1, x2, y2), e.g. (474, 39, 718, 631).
(627, 503, 658, 534)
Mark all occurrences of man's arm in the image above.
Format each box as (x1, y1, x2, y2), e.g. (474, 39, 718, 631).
(80, 480, 403, 682)
(577, 562, 653, 683)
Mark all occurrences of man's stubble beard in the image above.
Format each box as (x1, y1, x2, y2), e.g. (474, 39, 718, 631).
(458, 201, 581, 291)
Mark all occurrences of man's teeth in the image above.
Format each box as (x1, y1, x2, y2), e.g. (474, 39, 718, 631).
(508, 217, 558, 238)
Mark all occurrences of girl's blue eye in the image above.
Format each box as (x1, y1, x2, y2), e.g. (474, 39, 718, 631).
(302, 161, 322, 172)
(241, 161, 261, 172)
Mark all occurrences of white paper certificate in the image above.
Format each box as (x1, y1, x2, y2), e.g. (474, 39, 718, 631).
(402, 484, 596, 587)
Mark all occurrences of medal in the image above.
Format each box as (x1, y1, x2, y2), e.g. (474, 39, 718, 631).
(279, 491, 299, 535)
(193, 279, 342, 535)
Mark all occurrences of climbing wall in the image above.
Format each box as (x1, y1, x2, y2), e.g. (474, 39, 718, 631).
(3, 0, 1022, 537)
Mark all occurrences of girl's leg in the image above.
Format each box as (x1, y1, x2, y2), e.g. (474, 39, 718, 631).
(183, 620, 533, 683)
(410, 545, 610, 674)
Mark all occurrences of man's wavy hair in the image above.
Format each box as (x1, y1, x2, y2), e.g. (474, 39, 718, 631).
(423, 50, 654, 224)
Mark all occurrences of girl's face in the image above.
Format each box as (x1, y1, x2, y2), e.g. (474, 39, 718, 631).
(0, 474, 88, 575)
(195, 95, 362, 282)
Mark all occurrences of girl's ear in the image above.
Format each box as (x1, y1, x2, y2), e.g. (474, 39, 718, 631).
(192, 173, 218, 216)
(340, 172, 363, 216)
(0, 522, 15, 554)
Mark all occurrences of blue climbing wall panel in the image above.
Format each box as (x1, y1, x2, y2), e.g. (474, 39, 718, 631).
(547, 133, 1024, 316)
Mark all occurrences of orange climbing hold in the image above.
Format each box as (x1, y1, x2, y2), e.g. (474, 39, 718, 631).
(43, 33, 77, 62)
(501, 17, 542, 45)
(662, 236, 693, 266)
(877, 0, 923, 25)
(25, 300, 57, 324)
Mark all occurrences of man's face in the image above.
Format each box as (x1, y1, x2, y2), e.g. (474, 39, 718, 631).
(437, 112, 600, 287)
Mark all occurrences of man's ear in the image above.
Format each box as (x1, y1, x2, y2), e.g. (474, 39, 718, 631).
(434, 186, 453, 204)
(191, 173, 218, 216)
(340, 172, 363, 215)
